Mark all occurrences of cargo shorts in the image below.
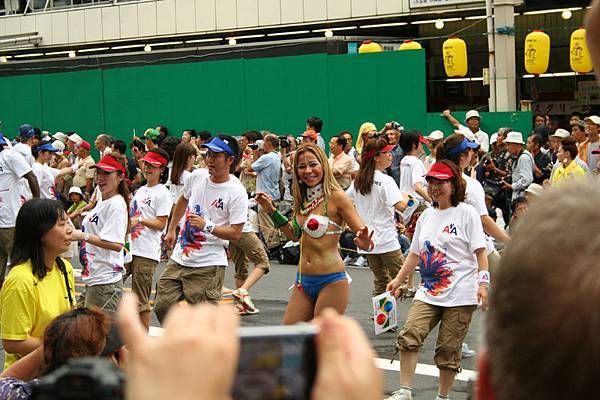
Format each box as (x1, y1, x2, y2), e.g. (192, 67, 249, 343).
(124, 255, 158, 313)
(396, 300, 477, 371)
(229, 232, 270, 282)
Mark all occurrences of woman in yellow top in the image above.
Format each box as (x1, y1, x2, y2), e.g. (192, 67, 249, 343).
(550, 137, 586, 187)
(0, 199, 75, 369)
(255, 143, 373, 324)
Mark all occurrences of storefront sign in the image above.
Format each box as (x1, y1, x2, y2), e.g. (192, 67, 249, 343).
(409, 0, 482, 8)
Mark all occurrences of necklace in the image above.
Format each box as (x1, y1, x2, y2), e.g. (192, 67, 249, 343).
(306, 183, 323, 203)
(300, 196, 323, 216)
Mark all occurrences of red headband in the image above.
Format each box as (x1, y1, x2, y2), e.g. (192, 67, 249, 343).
(142, 151, 168, 167)
(91, 155, 127, 175)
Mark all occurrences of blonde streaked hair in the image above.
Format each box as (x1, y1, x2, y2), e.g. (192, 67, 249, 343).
(356, 122, 377, 155)
(291, 143, 341, 215)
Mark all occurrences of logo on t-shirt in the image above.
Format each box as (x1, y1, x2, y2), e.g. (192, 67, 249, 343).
(442, 223, 458, 236)
(419, 241, 453, 296)
(129, 199, 145, 240)
(178, 208, 207, 256)
(89, 214, 99, 225)
(142, 197, 151, 207)
(211, 198, 224, 210)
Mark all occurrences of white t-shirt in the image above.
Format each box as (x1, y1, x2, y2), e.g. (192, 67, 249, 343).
(399, 155, 427, 221)
(130, 184, 172, 262)
(411, 202, 486, 307)
(171, 169, 248, 268)
(32, 162, 60, 200)
(168, 169, 191, 204)
(13, 143, 34, 166)
(80, 194, 128, 286)
(463, 173, 495, 254)
(347, 170, 404, 254)
(0, 149, 32, 228)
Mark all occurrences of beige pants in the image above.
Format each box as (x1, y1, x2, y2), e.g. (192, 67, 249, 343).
(0, 227, 15, 290)
(257, 204, 285, 250)
(365, 249, 404, 296)
(230, 232, 270, 282)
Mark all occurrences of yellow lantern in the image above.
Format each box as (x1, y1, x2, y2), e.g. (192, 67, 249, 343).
(570, 28, 593, 73)
(399, 40, 422, 50)
(524, 30, 550, 75)
(358, 40, 383, 53)
(442, 37, 468, 78)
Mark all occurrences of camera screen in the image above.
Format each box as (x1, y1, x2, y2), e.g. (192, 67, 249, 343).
(233, 334, 316, 400)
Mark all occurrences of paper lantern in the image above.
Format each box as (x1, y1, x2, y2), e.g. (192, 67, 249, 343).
(524, 30, 550, 75)
(358, 40, 383, 53)
(399, 40, 422, 50)
(570, 28, 593, 73)
(442, 37, 468, 78)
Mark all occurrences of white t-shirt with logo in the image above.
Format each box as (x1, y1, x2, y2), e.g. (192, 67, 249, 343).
(463, 173, 495, 254)
(347, 170, 405, 254)
(130, 184, 172, 262)
(399, 155, 427, 221)
(171, 169, 248, 268)
(80, 194, 128, 286)
(410, 202, 486, 307)
(32, 162, 60, 200)
(0, 149, 32, 228)
(168, 169, 191, 204)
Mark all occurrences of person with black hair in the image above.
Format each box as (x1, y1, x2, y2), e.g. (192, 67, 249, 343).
(0, 199, 75, 369)
(526, 133, 551, 184)
(126, 148, 172, 330)
(307, 116, 326, 152)
(156, 135, 247, 322)
(111, 140, 139, 183)
(182, 129, 197, 143)
(196, 130, 212, 146)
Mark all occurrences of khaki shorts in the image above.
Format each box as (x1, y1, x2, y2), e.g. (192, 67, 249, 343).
(125, 256, 158, 313)
(365, 249, 404, 296)
(229, 232, 269, 282)
(396, 300, 476, 371)
(154, 261, 225, 323)
(78, 280, 124, 315)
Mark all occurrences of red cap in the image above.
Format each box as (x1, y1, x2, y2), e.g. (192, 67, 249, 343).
(79, 141, 91, 151)
(418, 136, 430, 145)
(363, 144, 395, 160)
(141, 151, 168, 167)
(425, 162, 455, 180)
(301, 130, 318, 141)
(91, 155, 126, 175)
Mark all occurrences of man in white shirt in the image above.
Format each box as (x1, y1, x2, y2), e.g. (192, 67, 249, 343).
(13, 124, 36, 166)
(307, 116, 326, 152)
(328, 135, 354, 190)
(156, 135, 247, 323)
(443, 109, 490, 152)
(94, 134, 113, 159)
(0, 135, 40, 289)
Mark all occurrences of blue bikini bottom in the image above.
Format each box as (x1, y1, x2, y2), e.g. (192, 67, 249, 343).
(295, 271, 347, 301)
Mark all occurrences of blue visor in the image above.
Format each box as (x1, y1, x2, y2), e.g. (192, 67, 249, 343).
(0, 134, 6, 146)
(201, 137, 235, 156)
(448, 137, 479, 156)
(37, 143, 59, 152)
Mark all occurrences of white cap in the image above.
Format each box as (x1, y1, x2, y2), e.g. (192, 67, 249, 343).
(69, 186, 83, 196)
(525, 183, 543, 197)
(426, 130, 444, 141)
(51, 140, 65, 154)
(505, 131, 525, 145)
(254, 140, 265, 150)
(465, 110, 480, 122)
(490, 133, 498, 145)
(551, 128, 570, 139)
(52, 132, 68, 142)
(67, 133, 83, 144)
(585, 115, 600, 125)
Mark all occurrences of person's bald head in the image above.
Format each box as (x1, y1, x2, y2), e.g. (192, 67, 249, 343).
(481, 181, 600, 400)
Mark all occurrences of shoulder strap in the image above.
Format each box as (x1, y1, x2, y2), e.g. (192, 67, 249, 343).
(59, 259, 74, 306)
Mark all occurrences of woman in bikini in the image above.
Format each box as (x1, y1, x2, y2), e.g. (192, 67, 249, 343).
(255, 143, 373, 324)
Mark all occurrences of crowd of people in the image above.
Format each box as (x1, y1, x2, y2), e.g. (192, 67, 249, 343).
(1, 4, 600, 398)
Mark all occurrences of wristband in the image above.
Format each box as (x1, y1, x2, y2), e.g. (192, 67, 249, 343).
(138, 216, 143, 225)
(203, 219, 215, 233)
(83, 232, 90, 242)
(478, 270, 490, 287)
(270, 210, 289, 229)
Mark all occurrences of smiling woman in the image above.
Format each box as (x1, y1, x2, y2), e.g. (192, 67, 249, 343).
(0, 199, 75, 370)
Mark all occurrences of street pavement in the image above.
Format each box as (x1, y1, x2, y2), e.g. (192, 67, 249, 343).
(1, 259, 483, 399)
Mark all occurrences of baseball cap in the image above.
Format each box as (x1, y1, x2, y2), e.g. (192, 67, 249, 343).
(20, 128, 35, 139)
(51, 140, 65, 154)
(448, 136, 479, 155)
(254, 140, 265, 150)
(525, 183, 543, 197)
(301, 130, 318, 141)
(18, 124, 33, 137)
(67, 133, 83, 144)
(91, 155, 127, 175)
(490, 133, 498, 145)
(52, 132, 68, 142)
(0, 134, 7, 146)
(141, 151, 168, 167)
(78, 141, 91, 151)
(571, 120, 586, 129)
(201, 137, 235, 156)
(418, 135, 430, 145)
(37, 143, 59, 152)
(426, 162, 455, 180)
(584, 115, 600, 125)
(427, 130, 444, 141)
(144, 128, 160, 141)
(465, 110, 481, 122)
(551, 129, 570, 139)
(69, 186, 83, 196)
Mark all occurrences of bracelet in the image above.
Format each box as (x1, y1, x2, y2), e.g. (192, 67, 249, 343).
(478, 270, 490, 287)
(203, 219, 216, 233)
(270, 210, 289, 229)
(83, 232, 90, 242)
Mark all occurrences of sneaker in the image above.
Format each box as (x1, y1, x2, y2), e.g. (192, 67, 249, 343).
(343, 255, 355, 264)
(461, 342, 476, 358)
(435, 395, 450, 400)
(233, 288, 260, 314)
(386, 387, 413, 400)
(355, 256, 369, 268)
(404, 287, 416, 298)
